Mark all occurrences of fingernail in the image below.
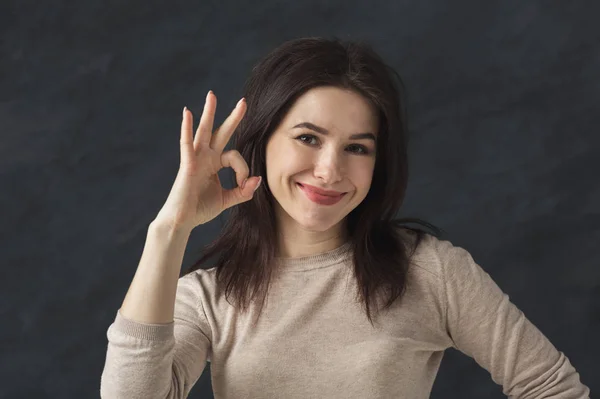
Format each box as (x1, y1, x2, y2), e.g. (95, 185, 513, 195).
(182, 106, 187, 118)
(253, 176, 262, 192)
(207, 90, 212, 100)
(236, 98, 245, 108)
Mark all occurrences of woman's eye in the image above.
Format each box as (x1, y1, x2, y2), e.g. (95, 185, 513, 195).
(296, 134, 369, 155)
(297, 134, 317, 145)
(348, 144, 369, 155)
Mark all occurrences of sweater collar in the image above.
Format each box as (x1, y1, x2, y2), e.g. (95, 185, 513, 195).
(275, 240, 352, 271)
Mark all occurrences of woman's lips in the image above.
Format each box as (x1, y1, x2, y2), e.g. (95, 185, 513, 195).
(297, 183, 346, 206)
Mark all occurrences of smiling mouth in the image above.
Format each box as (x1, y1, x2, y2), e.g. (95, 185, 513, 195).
(296, 183, 345, 196)
(296, 183, 346, 205)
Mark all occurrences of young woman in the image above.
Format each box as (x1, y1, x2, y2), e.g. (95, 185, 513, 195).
(100, 37, 590, 398)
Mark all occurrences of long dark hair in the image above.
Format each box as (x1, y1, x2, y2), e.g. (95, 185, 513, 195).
(183, 36, 443, 327)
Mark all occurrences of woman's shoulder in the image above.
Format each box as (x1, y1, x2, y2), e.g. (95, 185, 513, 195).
(393, 226, 440, 254)
(393, 226, 453, 278)
(395, 226, 480, 282)
(178, 266, 219, 294)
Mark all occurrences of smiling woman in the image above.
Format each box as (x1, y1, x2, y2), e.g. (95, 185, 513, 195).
(184, 37, 442, 325)
(264, 85, 381, 256)
(101, 36, 590, 399)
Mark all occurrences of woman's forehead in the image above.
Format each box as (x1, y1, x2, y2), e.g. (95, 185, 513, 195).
(281, 87, 379, 134)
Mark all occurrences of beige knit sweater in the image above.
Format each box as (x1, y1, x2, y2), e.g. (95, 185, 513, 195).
(100, 231, 590, 398)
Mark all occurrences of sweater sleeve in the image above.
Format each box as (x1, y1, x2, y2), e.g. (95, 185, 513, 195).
(434, 237, 590, 398)
(100, 273, 212, 399)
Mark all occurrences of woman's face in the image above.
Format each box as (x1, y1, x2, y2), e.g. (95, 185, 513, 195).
(265, 86, 379, 234)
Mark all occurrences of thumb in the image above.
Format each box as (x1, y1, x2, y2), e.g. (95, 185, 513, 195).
(223, 176, 262, 209)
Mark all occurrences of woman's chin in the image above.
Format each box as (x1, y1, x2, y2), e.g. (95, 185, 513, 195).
(292, 214, 339, 232)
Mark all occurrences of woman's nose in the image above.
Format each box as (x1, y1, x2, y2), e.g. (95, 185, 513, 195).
(313, 152, 343, 183)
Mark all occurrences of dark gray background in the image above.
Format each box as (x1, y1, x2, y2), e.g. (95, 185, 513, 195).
(2, 0, 598, 398)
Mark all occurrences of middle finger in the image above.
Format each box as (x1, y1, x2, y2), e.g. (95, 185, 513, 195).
(211, 97, 246, 153)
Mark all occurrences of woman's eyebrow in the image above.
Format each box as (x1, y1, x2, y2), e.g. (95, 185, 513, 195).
(292, 122, 377, 142)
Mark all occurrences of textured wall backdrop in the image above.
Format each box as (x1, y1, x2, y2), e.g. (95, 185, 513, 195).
(1, 0, 598, 397)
